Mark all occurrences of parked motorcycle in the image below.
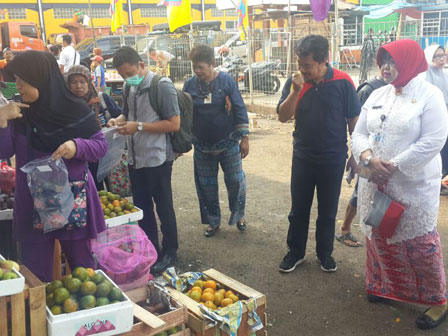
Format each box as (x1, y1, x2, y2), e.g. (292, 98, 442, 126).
(218, 56, 281, 95)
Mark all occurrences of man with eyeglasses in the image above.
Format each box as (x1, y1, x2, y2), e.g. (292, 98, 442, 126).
(277, 35, 361, 273)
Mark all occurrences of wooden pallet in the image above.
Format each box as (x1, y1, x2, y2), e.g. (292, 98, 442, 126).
(123, 285, 190, 336)
(167, 269, 267, 336)
(0, 266, 47, 336)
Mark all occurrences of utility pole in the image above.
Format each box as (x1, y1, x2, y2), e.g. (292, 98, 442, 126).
(36, 0, 46, 43)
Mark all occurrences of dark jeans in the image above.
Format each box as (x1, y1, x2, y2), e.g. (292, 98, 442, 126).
(287, 156, 345, 260)
(129, 161, 178, 257)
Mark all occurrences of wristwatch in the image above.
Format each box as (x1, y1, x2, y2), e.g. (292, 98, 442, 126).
(362, 155, 372, 167)
(137, 122, 143, 132)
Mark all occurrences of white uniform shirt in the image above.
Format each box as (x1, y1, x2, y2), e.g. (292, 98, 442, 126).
(59, 45, 80, 73)
(352, 77, 448, 243)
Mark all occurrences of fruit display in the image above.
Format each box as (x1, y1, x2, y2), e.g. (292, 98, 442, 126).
(0, 192, 14, 211)
(46, 267, 126, 315)
(98, 191, 138, 220)
(0, 259, 20, 281)
(184, 279, 240, 311)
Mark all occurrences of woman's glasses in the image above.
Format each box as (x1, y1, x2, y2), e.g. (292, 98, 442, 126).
(433, 53, 446, 60)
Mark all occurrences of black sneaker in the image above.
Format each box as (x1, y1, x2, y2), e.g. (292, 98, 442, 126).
(279, 252, 305, 273)
(319, 256, 337, 272)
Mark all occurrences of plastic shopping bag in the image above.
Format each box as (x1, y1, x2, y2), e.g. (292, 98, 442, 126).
(97, 127, 126, 182)
(21, 157, 74, 233)
(0, 161, 15, 194)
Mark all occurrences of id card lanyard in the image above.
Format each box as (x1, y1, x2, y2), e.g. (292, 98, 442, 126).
(373, 95, 398, 155)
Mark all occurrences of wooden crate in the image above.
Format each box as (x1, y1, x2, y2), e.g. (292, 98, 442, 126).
(166, 269, 267, 336)
(123, 285, 191, 336)
(0, 266, 47, 336)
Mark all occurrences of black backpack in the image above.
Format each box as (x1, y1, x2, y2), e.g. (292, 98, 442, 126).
(123, 74, 193, 153)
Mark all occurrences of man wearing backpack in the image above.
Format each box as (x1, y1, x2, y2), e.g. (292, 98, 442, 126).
(109, 46, 180, 274)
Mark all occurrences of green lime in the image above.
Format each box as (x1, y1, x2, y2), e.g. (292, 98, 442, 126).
(79, 295, 96, 309)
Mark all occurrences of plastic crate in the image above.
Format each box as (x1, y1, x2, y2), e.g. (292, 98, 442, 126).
(1, 82, 18, 100)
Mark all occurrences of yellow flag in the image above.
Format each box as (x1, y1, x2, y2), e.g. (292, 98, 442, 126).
(110, 0, 124, 33)
(237, 0, 249, 41)
(166, 0, 192, 33)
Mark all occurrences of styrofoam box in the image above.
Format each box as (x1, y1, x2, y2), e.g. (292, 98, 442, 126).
(0, 254, 25, 297)
(0, 209, 13, 221)
(105, 207, 143, 228)
(47, 270, 133, 336)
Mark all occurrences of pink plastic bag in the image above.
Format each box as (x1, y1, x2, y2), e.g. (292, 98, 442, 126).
(91, 225, 157, 291)
(0, 162, 15, 194)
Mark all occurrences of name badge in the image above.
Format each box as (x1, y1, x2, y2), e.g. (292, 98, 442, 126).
(204, 94, 211, 104)
(374, 133, 383, 145)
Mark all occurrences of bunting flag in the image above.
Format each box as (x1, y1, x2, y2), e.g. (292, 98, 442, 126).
(165, 0, 192, 33)
(110, 0, 124, 33)
(236, 0, 249, 41)
(309, 0, 332, 22)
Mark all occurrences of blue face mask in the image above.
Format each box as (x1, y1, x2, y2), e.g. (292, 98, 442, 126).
(125, 74, 144, 86)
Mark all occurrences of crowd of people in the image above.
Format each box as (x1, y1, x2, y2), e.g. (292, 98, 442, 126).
(0, 34, 448, 331)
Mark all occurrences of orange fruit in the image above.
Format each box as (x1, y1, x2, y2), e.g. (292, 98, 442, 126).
(86, 268, 95, 278)
(204, 280, 217, 290)
(229, 294, 239, 303)
(193, 280, 204, 289)
(221, 298, 233, 307)
(112, 200, 120, 207)
(190, 291, 201, 302)
(225, 290, 234, 299)
(203, 288, 215, 294)
(218, 289, 226, 296)
(214, 292, 224, 306)
(191, 286, 202, 294)
(201, 292, 214, 302)
(204, 301, 215, 310)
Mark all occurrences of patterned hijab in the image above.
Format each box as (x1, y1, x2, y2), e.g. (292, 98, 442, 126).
(66, 65, 100, 115)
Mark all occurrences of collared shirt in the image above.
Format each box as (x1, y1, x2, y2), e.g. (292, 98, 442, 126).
(277, 65, 361, 164)
(122, 71, 180, 168)
(59, 45, 80, 73)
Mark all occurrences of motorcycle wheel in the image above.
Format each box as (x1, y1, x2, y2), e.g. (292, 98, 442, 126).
(264, 75, 281, 95)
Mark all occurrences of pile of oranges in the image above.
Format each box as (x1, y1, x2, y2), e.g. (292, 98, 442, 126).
(184, 279, 239, 311)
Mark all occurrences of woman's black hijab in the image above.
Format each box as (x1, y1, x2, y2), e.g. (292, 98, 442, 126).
(5, 51, 100, 153)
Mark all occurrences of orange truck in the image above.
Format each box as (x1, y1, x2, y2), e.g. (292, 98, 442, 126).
(0, 21, 46, 53)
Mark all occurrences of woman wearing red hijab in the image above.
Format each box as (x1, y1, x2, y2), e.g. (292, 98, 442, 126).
(352, 39, 448, 330)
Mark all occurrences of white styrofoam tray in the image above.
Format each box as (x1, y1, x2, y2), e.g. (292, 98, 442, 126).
(0, 254, 25, 297)
(46, 270, 133, 336)
(0, 209, 13, 221)
(105, 207, 143, 228)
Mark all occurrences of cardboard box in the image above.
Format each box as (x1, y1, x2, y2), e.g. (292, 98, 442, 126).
(105, 207, 143, 228)
(46, 270, 133, 336)
(0, 255, 24, 297)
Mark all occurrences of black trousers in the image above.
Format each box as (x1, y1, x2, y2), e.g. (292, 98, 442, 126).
(287, 156, 345, 260)
(129, 161, 178, 257)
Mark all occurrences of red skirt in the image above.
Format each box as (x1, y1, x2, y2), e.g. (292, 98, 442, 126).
(366, 229, 447, 305)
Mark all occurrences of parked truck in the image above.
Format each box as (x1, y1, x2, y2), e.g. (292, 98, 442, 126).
(0, 21, 46, 53)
